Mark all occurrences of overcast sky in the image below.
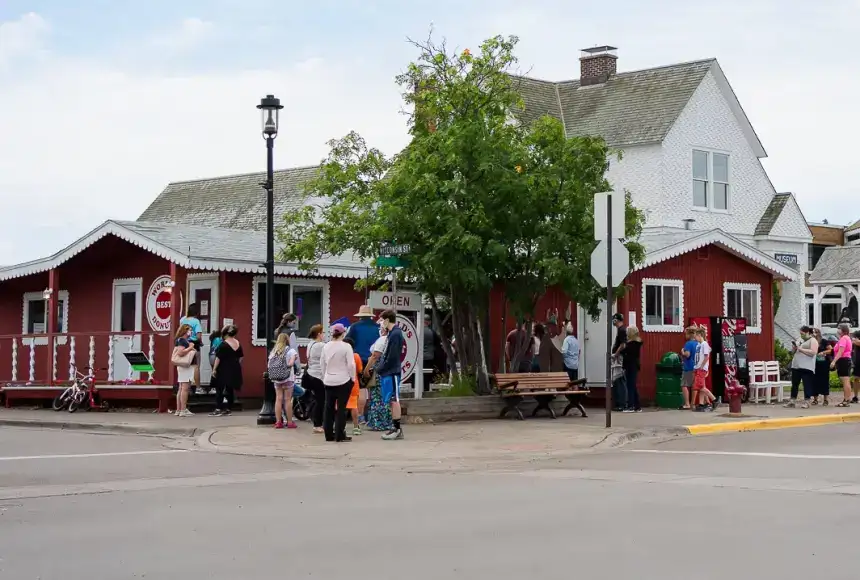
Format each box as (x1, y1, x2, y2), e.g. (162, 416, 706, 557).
(1, 0, 857, 265)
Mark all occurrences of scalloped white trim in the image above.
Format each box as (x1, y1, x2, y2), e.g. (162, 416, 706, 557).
(0, 220, 367, 282)
(250, 276, 331, 347)
(639, 229, 797, 281)
(723, 282, 762, 334)
(641, 278, 685, 333)
(22, 290, 69, 346)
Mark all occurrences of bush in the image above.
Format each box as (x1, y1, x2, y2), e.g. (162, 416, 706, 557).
(774, 339, 792, 379)
(437, 373, 478, 397)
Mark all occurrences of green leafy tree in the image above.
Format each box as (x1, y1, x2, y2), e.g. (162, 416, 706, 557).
(278, 33, 645, 393)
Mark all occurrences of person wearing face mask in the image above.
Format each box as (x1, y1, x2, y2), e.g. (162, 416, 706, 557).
(785, 325, 818, 409)
(172, 324, 197, 417)
(364, 323, 393, 432)
(276, 313, 299, 351)
(376, 310, 405, 440)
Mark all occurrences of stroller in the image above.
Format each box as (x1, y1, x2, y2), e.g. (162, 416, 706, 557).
(289, 374, 317, 422)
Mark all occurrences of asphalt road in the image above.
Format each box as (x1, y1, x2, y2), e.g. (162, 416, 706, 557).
(1, 424, 859, 579)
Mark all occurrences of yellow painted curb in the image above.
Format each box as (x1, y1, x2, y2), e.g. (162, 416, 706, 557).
(685, 412, 860, 435)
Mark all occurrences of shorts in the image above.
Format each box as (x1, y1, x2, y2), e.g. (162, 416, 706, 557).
(177, 365, 195, 384)
(681, 370, 695, 388)
(347, 382, 360, 409)
(693, 369, 708, 391)
(836, 358, 852, 378)
(853, 361, 860, 378)
(379, 374, 401, 405)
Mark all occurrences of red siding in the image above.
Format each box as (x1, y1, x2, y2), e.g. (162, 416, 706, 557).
(625, 245, 775, 401)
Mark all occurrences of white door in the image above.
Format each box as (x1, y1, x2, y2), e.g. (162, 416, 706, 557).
(188, 277, 219, 385)
(112, 281, 143, 381)
(581, 301, 611, 384)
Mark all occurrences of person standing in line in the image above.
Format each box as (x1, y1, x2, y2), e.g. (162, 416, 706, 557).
(180, 303, 205, 394)
(693, 327, 717, 412)
(343, 337, 365, 436)
(561, 323, 580, 381)
(364, 324, 393, 432)
(303, 324, 326, 434)
(345, 306, 379, 368)
(276, 313, 299, 351)
(610, 314, 628, 411)
(679, 327, 698, 410)
(784, 325, 818, 409)
(505, 322, 534, 373)
(268, 332, 298, 429)
(851, 330, 860, 403)
(831, 323, 854, 407)
(620, 326, 643, 413)
(422, 314, 442, 377)
(531, 323, 546, 372)
(210, 325, 243, 416)
(376, 310, 405, 440)
(320, 323, 356, 442)
(812, 328, 832, 406)
(172, 323, 196, 417)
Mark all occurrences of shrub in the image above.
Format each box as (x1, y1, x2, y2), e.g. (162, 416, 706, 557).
(437, 373, 478, 397)
(774, 340, 792, 379)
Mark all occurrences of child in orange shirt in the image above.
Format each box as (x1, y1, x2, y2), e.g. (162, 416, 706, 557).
(344, 338, 364, 436)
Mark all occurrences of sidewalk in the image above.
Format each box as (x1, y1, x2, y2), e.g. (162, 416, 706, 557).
(3, 404, 859, 468)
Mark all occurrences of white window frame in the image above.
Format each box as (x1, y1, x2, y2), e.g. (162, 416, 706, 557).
(641, 278, 685, 333)
(250, 276, 330, 347)
(22, 290, 70, 346)
(692, 148, 730, 213)
(723, 283, 762, 334)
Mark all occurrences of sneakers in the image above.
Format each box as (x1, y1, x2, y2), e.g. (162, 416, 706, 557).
(208, 388, 217, 395)
(800, 400, 810, 409)
(177, 409, 194, 417)
(208, 409, 223, 417)
(853, 397, 859, 404)
(622, 408, 635, 413)
(353, 426, 362, 436)
(381, 428, 404, 440)
(313, 427, 324, 434)
(286, 422, 298, 429)
(783, 400, 796, 408)
(275, 421, 285, 429)
(195, 387, 207, 396)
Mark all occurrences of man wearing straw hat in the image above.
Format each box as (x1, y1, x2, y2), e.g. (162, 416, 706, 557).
(345, 305, 378, 368)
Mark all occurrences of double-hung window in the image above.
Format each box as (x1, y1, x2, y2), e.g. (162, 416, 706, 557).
(642, 279, 684, 332)
(693, 150, 729, 211)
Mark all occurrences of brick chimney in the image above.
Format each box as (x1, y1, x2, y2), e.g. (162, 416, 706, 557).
(580, 45, 618, 86)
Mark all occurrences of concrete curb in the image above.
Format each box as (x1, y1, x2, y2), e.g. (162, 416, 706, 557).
(685, 412, 860, 435)
(0, 418, 202, 438)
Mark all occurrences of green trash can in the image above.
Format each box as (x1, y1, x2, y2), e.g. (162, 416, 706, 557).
(655, 352, 683, 409)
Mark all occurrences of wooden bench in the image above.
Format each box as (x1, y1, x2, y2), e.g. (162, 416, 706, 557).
(493, 372, 589, 420)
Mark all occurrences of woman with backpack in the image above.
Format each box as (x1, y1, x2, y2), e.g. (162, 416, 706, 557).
(268, 332, 299, 429)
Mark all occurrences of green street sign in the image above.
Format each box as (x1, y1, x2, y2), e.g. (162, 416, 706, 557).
(376, 256, 409, 268)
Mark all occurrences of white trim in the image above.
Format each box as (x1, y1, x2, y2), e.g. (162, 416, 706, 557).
(22, 290, 70, 346)
(0, 220, 368, 282)
(708, 62, 767, 158)
(250, 276, 331, 347)
(641, 278, 685, 333)
(639, 228, 797, 281)
(723, 282, 762, 334)
(186, 272, 219, 281)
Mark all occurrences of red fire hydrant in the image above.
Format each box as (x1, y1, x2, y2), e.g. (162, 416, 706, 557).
(724, 378, 744, 415)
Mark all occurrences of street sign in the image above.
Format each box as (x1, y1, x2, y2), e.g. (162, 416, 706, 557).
(380, 243, 411, 256)
(590, 238, 629, 288)
(593, 191, 625, 241)
(376, 256, 409, 268)
(369, 290, 423, 311)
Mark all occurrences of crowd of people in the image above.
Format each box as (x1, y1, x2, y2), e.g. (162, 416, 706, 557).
(783, 323, 860, 409)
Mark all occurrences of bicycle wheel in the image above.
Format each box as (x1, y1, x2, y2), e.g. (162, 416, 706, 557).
(68, 390, 88, 413)
(52, 388, 73, 411)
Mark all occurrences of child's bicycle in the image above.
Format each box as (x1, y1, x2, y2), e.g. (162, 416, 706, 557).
(51, 365, 103, 413)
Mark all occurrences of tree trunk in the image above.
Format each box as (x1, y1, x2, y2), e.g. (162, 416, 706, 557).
(499, 296, 507, 373)
(475, 313, 491, 394)
(430, 293, 458, 381)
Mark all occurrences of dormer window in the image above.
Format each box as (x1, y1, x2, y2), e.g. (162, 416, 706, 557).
(693, 149, 729, 212)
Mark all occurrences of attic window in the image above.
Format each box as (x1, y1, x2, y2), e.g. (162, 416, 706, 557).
(693, 150, 730, 212)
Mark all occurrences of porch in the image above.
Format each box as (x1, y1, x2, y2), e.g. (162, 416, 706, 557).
(808, 245, 860, 327)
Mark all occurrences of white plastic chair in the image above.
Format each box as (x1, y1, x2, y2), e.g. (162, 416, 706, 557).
(765, 361, 789, 403)
(747, 361, 773, 404)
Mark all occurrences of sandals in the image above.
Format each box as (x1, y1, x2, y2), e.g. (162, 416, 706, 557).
(679, 406, 691, 411)
(835, 400, 851, 408)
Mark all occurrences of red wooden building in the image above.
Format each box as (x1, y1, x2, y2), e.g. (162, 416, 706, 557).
(0, 167, 796, 408)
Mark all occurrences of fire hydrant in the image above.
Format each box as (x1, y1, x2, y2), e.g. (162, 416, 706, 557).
(724, 378, 744, 415)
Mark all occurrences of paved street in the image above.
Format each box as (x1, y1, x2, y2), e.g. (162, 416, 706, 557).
(1, 423, 859, 579)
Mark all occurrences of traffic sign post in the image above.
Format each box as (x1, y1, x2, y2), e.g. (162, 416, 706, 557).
(590, 191, 628, 428)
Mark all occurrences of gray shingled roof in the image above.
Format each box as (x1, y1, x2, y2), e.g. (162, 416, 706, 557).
(116, 220, 365, 272)
(809, 246, 860, 283)
(511, 59, 715, 147)
(138, 165, 319, 230)
(754, 193, 790, 236)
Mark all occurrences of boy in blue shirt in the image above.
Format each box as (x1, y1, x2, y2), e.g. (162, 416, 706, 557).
(376, 309, 405, 441)
(680, 326, 699, 410)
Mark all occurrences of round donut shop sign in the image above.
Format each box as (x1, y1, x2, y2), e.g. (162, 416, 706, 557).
(147, 275, 175, 335)
(395, 314, 420, 382)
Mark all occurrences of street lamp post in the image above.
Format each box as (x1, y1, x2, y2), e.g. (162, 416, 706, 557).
(256, 94, 283, 426)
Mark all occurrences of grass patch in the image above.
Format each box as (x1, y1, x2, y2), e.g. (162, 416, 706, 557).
(436, 373, 478, 397)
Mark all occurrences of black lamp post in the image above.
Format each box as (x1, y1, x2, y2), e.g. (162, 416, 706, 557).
(256, 94, 283, 426)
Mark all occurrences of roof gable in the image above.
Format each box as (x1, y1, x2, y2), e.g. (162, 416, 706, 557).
(809, 246, 860, 284)
(138, 165, 319, 230)
(754, 193, 813, 239)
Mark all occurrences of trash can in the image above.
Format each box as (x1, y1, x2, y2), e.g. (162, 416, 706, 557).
(655, 352, 683, 409)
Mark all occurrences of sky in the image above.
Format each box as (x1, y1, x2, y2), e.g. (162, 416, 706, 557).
(1, 0, 858, 265)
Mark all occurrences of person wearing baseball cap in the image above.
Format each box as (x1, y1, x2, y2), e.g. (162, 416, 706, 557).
(345, 305, 378, 368)
(320, 322, 357, 442)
